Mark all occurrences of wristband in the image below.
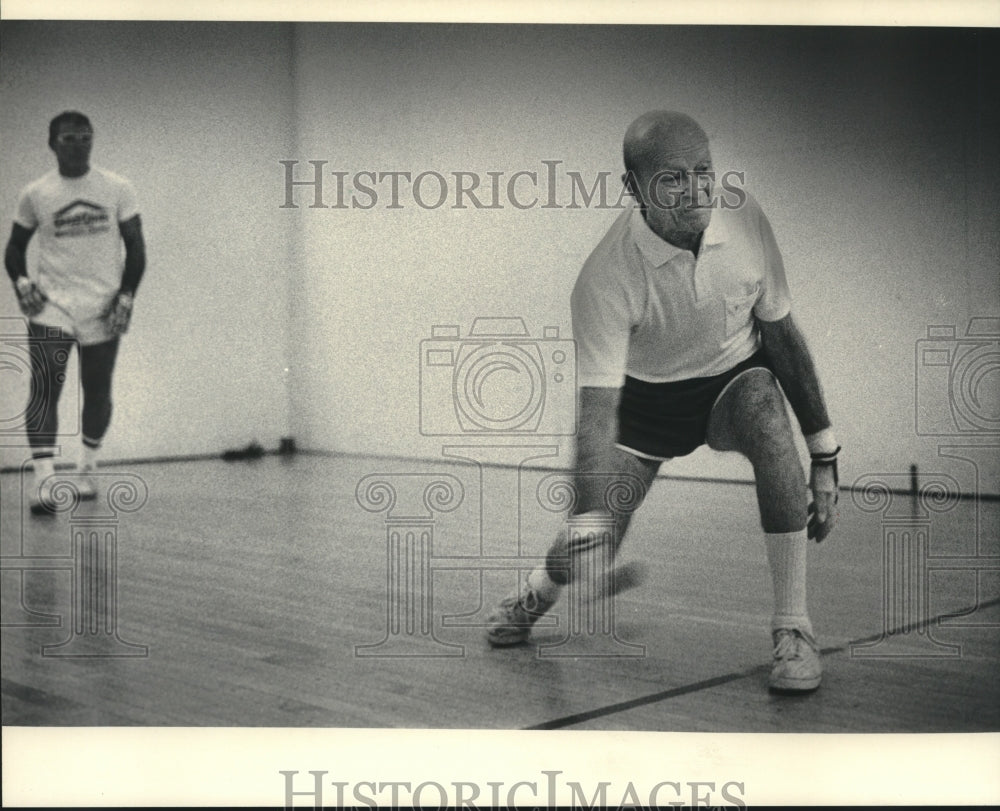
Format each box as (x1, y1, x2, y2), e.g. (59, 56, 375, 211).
(809, 445, 841, 488)
(809, 446, 841, 464)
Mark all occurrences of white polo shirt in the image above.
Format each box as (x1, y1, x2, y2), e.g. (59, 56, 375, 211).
(15, 166, 139, 336)
(571, 192, 791, 387)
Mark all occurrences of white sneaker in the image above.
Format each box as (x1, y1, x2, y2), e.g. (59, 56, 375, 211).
(769, 627, 822, 692)
(486, 579, 559, 647)
(486, 561, 647, 647)
(28, 476, 58, 516)
(74, 465, 98, 500)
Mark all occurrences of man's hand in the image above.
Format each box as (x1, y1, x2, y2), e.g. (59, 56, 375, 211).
(807, 448, 840, 542)
(14, 276, 46, 317)
(106, 292, 134, 335)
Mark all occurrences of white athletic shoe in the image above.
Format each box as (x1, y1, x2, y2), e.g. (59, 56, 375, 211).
(73, 465, 98, 501)
(487, 578, 558, 647)
(28, 476, 58, 516)
(486, 561, 648, 647)
(769, 627, 822, 693)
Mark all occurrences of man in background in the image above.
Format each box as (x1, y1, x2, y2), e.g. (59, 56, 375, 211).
(5, 110, 146, 514)
(486, 110, 841, 693)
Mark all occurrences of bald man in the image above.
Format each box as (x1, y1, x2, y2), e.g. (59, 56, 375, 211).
(486, 111, 840, 693)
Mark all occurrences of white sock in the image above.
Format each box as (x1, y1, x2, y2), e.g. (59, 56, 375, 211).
(527, 566, 561, 603)
(764, 529, 813, 636)
(80, 442, 100, 471)
(33, 455, 55, 482)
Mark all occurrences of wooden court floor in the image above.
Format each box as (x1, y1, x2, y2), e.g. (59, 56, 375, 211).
(2, 453, 998, 731)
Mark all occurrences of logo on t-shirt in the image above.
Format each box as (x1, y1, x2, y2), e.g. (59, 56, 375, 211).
(53, 200, 111, 238)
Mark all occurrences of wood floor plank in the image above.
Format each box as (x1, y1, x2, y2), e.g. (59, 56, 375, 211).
(3, 454, 998, 731)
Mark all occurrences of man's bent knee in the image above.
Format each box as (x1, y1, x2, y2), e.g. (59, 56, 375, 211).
(707, 369, 793, 457)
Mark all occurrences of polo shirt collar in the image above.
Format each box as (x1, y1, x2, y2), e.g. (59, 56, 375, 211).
(629, 203, 729, 267)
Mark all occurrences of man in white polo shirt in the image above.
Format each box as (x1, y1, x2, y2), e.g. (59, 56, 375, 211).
(5, 111, 146, 514)
(486, 111, 840, 693)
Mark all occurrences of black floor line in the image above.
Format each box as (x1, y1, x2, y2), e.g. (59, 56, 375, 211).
(523, 595, 1000, 730)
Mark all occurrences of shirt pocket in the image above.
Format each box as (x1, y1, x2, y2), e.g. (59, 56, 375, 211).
(724, 283, 761, 338)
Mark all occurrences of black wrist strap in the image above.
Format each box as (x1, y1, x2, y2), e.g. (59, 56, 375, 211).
(809, 446, 841, 465)
(810, 446, 841, 489)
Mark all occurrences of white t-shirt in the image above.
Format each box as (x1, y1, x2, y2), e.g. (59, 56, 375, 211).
(15, 165, 139, 326)
(571, 192, 792, 387)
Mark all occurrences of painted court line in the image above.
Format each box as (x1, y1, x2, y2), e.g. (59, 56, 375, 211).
(524, 595, 1000, 730)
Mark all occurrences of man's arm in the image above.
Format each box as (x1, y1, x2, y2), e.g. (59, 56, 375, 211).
(5, 222, 35, 284)
(5, 223, 45, 316)
(758, 313, 840, 541)
(576, 386, 621, 472)
(117, 214, 146, 296)
(572, 386, 623, 515)
(106, 214, 146, 335)
(757, 313, 830, 436)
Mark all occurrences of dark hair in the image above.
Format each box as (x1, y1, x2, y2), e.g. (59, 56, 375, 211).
(49, 111, 92, 148)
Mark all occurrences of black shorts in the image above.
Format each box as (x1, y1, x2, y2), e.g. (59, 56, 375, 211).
(616, 351, 772, 460)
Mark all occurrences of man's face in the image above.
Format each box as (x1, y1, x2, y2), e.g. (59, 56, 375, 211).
(51, 121, 93, 172)
(634, 140, 714, 246)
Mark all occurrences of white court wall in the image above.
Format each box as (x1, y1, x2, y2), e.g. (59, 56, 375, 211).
(290, 24, 999, 488)
(0, 21, 296, 470)
(1, 23, 997, 492)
